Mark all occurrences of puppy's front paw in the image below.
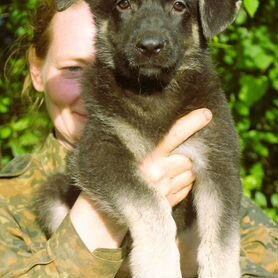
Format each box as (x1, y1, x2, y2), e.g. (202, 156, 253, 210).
(131, 243, 182, 278)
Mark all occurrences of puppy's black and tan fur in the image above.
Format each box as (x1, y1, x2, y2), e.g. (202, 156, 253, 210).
(36, 1, 242, 277)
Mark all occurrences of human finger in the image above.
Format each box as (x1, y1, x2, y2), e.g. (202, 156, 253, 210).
(167, 183, 193, 207)
(154, 108, 212, 156)
(144, 154, 192, 184)
(170, 171, 196, 194)
(157, 170, 195, 197)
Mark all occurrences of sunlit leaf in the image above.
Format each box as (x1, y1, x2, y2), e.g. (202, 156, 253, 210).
(239, 75, 269, 107)
(244, 0, 259, 17)
(0, 127, 12, 139)
(271, 194, 278, 208)
(255, 192, 267, 207)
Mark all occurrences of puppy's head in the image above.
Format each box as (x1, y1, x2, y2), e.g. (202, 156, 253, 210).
(56, 0, 241, 82)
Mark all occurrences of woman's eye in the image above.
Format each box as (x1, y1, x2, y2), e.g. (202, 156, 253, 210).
(62, 66, 83, 78)
(66, 66, 82, 73)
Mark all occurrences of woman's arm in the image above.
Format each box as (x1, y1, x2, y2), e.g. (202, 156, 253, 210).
(0, 201, 124, 277)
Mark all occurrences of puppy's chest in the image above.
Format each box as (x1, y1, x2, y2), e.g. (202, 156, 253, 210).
(105, 116, 158, 162)
(94, 96, 174, 145)
(105, 112, 209, 169)
(94, 88, 210, 164)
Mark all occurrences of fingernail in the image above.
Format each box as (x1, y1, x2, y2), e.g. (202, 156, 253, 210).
(203, 109, 212, 121)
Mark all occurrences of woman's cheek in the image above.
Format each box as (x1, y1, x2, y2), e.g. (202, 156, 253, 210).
(45, 75, 81, 106)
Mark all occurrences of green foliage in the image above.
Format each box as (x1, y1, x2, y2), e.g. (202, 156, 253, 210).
(211, 0, 278, 222)
(0, 0, 277, 222)
(244, 0, 260, 18)
(0, 0, 51, 166)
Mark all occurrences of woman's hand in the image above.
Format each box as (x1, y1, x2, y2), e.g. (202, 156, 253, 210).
(70, 108, 212, 252)
(140, 108, 212, 207)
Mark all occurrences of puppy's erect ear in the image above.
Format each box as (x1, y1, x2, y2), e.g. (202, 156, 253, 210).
(199, 0, 242, 39)
(55, 0, 76, 11)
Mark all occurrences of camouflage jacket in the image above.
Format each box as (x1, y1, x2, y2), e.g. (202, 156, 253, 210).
(0, 134, 277, 277)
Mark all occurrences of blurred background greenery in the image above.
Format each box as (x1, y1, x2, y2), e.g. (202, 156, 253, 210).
(0, 0, 277, 222)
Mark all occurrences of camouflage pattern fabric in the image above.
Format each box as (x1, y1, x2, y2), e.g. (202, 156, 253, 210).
(0, 133, 277, 277)
(0, 134, 124, 277)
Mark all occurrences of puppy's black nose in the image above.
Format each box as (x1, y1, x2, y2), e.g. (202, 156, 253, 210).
(137, 37, 164, 55)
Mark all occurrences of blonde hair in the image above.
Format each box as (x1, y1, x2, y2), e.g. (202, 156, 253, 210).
(21, 0, 57, 103)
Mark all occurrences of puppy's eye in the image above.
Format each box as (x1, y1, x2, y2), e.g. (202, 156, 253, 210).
(172, 0, 187, 14)
(116, 0, 131, 11)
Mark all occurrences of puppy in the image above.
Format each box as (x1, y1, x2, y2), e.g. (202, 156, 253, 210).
(36, 1, 242, 277)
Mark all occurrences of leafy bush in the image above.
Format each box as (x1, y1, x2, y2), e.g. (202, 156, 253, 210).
(211, 0, 278, 222)
(0, 0, 51, 166)
(0, 0, 277, 222)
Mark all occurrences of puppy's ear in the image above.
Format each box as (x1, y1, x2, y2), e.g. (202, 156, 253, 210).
(199, 0, 241, 39)
(55, 0, 75, 11)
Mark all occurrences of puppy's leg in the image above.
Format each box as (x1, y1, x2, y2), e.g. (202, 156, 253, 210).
(194, 178, 241, 278)
(123, 192, 182, 278)
(35, 173, 80, 237)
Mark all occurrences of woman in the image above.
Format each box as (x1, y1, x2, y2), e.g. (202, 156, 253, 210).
(0, 0, 277, 277)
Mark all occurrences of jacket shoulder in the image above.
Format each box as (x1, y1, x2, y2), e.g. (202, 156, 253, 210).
(0, 155, 32, 178)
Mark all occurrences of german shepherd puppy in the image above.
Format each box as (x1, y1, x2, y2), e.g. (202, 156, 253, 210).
(36, 0, 242, 277)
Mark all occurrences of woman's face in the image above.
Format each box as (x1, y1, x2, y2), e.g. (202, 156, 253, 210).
(30, 1, 96, 148)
